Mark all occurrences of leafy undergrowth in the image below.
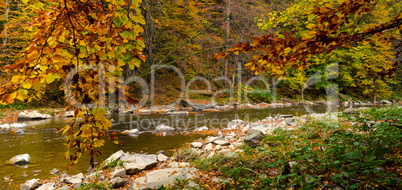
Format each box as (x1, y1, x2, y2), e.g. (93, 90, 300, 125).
(169, 107, 401, 189)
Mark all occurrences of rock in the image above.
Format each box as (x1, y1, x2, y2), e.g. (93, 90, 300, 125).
(258, 102, 274, 108)
(61, 111, 74, 117)
(111, 168, 126, 178)
(21, 179, 40, 190)
(285, 118, 296, 124)
(314, 100, 326, 105)
(58, 186, 70, 190)
(188, 181, 198, 187)
(9, 154, 31, 165)
(215, 145, 222, 150)
(272, 103, 284, 107)
(284, 103, 292, 107)
(123, 154, 158, 175)
(110, 177, 125, 188)
(207, 151, 215, 158)
(193, 126, 208, 131)
(104, 150, 126, 166)
(50, 168, 59, 175)
(130, 167, 197, 190)
(10, 123, 28, 129)
(212, 177, 223, 183)
(380, 99, 392, 105)
(168, 162, 179, 168)
(202, 109, 222, 112)
(37, 183, 55, 190)
(179, 162, 190, 167)
(157, 153, 168, 162)
(134, 109, 151, 115)
(63, 173, 84, 184)
(155, 124, 176, 132)
(227, 120, 243, 129)
(121, 129, 140, 135)
(162, 111, 189, 115)
(18, 111, 51, 120)
(0, 123, 10, 130)
(205, 136, 220, 144)
(244, 129, 266, 148)
(190, 142, 203, 149)
(204, 143, 213, 151)
(213, 139, 230, 146)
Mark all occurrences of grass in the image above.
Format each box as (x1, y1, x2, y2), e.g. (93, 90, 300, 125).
(78, 182, 111, 190)
(170, 107, 401, 189)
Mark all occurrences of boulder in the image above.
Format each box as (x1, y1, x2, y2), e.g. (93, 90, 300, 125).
(121, 129, 140, 135)
(168, 162, 179, 168)
(205, 136, 220, 144)
(381, 99, 392, 105)
(155, 124, 176, 132)
(63, 173, 84, 184)
(110, 177, 125, 188)
(213, 139, 230, 146)
(10, 123, 28, 129)
(258, 102, 274, 108)
(9, 154, 31, 165)
(111, 168, 126, 178)
(227, 119, 243, 129)
(122, 154, 158, 174)
(157, 153, 168, 162)
(134, 109, 151, 115)
(190, 142, 203, 149)
(18, 110, 51, 120)
(204, 143, 213, 152)
(271, 103, 284, 107)
(0, 123, 10, 130)
(194, 126, 208, 131)
(244, 129, 266, 148)
(21, 179, 40, 190)
(37, 183, 56, 190)
(61, 111, 74, 117)
(162, 111, 189, 115)
(130, 167, 197, 190)
(104, 150, 126, 166)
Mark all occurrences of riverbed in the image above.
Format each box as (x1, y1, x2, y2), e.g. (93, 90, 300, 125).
(0, 105, 340, 188)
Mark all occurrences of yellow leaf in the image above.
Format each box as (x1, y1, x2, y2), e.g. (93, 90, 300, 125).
(21, 0, 29, 4)
(9, 91, 18, 101)
(46, 73, 55, 83)
(17, 89, 28, 101)
(22, 81, 32, 89)
(33, 78, 41, 90)
(11, 76, 20, 83)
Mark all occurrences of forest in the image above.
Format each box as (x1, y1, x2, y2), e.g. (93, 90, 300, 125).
(0, 0, 401, 189)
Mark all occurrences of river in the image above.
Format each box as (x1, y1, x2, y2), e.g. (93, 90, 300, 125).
(0, 105, 337, 188)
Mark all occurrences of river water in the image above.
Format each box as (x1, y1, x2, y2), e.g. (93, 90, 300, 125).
(0, 105, 333, 188)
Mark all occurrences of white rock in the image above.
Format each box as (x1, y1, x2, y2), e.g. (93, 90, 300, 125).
(122, 129, 140, 134)
(110, 177, 125, 188)
(179, 162, 190, 167)
(104, 150, 125, 166)
(111, 168, 126, 178)
(10, 123, 28, 129)
(37, 183, 55, 190)
(204, 143, 213, 151)
(63, 173, 84, 184)
(21, 179, 40, 190)
(168, 162, 179, 168)
(207, 151, 215, 158)
(157, 153, 168, 162)
(18, 110, 51, 120)
(227, 119, 243, 129)
(155, 124, 175, 132)
(190, 142, 203, 149)
(194, 126, 208, 131)
(215, 145, 222, 150)
(213, 139, 230, 146)
(9, 154, 31, 165)
(0, 123, 10, 130)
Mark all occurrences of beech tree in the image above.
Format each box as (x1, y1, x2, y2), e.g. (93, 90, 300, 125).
(216, 0, 402, 83)
(0, 0, 146, 168)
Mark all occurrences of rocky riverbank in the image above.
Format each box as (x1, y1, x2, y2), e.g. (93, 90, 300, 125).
(17, 105, 401, 189)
